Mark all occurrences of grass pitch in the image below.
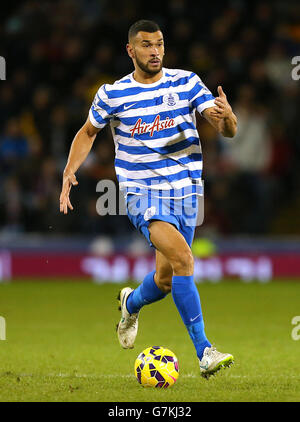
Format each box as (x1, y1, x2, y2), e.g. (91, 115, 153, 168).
(0, 279, 299, 402)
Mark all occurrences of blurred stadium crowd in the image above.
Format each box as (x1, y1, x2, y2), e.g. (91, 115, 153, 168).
(1, 0, 300, 238)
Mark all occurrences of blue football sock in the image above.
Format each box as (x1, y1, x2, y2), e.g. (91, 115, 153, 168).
(172, 275, 211, 359)
(126, 270, 167, 314)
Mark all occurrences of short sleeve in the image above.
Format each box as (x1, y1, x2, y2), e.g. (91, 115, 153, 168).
(189, 74, 216, 115)
(89, 84, 112, 129)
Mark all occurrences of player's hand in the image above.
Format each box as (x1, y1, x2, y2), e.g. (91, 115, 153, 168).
(210, 86, 232, 119)
(59, 171, 78, 214)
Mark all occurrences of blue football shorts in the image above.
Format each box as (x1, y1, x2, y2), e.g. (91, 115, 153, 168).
(126, 192, 199, 248)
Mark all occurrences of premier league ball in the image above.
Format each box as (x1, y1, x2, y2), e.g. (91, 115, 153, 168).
(134, 346, 179, 388)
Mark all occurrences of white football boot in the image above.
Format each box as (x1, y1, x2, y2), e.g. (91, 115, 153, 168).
(199, 346, 234, 379)
(116, 287, 139, 349)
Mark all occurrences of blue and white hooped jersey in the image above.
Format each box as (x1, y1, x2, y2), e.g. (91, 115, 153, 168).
(89, 68, 216, 198)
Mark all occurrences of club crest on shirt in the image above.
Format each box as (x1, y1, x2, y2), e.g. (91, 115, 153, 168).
(163, 92, 179, 107)
(144, 206, 157, 221)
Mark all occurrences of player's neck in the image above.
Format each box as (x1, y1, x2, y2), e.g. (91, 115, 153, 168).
(132, 68, 163, 84)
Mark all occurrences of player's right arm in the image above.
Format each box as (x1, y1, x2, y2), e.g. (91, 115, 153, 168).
(59, 117, 100, 214)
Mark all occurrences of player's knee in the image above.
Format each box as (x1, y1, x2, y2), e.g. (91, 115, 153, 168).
(155, 273, 172, 294)
(157, 279, 172, 294)
(156, 282, 172, 294)
(172, 249, 194, 275)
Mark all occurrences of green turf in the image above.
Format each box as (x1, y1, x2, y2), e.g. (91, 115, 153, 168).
(0, 279, 300, 402)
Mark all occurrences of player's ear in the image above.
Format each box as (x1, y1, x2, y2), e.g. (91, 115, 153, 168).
(126, 43, 135, 59)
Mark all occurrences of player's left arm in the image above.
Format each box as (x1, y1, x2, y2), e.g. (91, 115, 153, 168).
(202, 86, 237, 138)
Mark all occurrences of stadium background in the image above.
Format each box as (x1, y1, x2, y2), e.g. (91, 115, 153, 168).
(1, 0, 300, 281)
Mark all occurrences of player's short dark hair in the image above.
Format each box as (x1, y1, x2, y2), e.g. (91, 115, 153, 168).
(128, 20, 161, 41)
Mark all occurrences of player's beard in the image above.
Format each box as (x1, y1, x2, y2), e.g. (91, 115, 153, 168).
(135, 54, 163, 75)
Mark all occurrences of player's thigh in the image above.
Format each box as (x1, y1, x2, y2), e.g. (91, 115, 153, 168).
(149, 220, 193, 273)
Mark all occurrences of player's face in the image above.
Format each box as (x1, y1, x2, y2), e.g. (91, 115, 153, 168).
(129, 31, 164, 75)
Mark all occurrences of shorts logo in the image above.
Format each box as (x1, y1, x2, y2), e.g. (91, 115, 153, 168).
(163, 92, 179, 107)
(144, 206, 156, 221)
